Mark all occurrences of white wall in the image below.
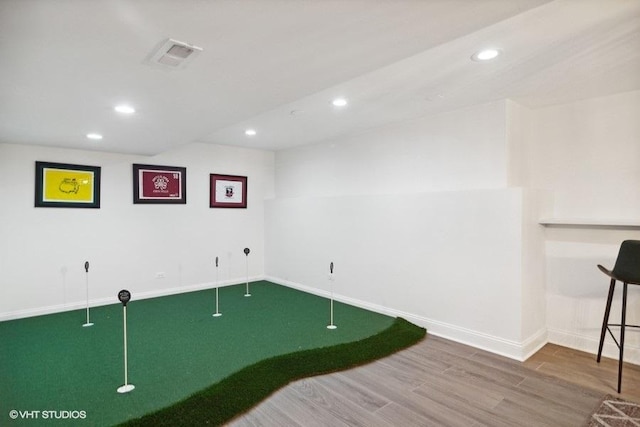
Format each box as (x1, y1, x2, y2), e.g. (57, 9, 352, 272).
(0, 142, 274, 320)
(526, 90, 640, 362)
(266, 101, 548, 360)
(529, 90, 640, 220)
(274, 101, 508, 198)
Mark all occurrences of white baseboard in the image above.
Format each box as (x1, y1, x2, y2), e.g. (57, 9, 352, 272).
(0, 275, 264, 322)
(415, 318, 547, 362)
(266, 276, 546, 361)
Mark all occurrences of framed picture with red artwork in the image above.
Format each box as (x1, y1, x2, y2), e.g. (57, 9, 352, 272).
(209, 174, 247, 208)
(133, 164, 186, 204)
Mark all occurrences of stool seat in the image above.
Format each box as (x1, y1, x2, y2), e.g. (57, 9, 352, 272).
(597, 240, 640, 393)
(598, 264, 640, 286)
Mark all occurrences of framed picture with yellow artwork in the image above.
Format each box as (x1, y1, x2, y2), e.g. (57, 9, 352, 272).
(35, 161, 101, 208)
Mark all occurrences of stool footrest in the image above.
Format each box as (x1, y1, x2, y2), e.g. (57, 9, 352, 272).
(605, 324, 640, 351)
(606, 324, 640, 329)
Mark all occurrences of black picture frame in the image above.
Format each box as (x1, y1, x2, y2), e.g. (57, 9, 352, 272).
(35, 161, 101, 208)
(133, 163, 187, 204)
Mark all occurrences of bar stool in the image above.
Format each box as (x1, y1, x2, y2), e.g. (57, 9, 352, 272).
(596, 240, 640, 393)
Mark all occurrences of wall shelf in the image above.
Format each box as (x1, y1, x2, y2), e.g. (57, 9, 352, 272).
(539, 218, 640, 229)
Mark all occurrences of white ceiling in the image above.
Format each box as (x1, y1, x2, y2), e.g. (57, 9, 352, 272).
(0, 0, 638, 155)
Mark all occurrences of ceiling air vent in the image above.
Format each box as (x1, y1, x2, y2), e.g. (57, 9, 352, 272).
(147, 38, 203, 69)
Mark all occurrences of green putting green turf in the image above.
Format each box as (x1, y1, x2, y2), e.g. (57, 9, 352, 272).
(1, 281, 425, 426)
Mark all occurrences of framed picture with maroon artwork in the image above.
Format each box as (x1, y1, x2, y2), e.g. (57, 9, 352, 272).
(209, 174, 247, 208)
(132, 164, 187, 204)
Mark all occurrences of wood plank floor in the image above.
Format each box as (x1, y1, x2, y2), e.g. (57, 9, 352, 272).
(523, 342, 640, 403)
(226, 335, 640, 427)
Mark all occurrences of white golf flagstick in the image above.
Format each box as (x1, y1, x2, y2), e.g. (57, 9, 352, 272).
(213, 256, 222, 317)
(327, 261, 337, 329)
(117, 290, 134, 393)
(82, 261, 93, 327)
(243, 248, 251, 297)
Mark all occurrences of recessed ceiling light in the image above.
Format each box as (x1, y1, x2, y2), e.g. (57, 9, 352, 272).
(86, 133, 103, 140)
(471, 48, 502, 62)
(245, 129, 257, 136)
(114, 104, 135, 114)
(332, 98, 348, 107)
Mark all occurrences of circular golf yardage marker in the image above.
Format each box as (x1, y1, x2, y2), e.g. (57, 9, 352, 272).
(118, 289, 131, 306)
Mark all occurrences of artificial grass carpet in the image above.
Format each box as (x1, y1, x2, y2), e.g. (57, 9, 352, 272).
(120, 317, 425, 427)
(1, 281, 425, 426)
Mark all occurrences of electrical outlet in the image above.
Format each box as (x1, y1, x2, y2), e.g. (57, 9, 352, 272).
(156, 272, 166, 279)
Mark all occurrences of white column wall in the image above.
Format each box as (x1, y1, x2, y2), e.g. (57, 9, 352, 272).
(506, 100, 550, 351)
